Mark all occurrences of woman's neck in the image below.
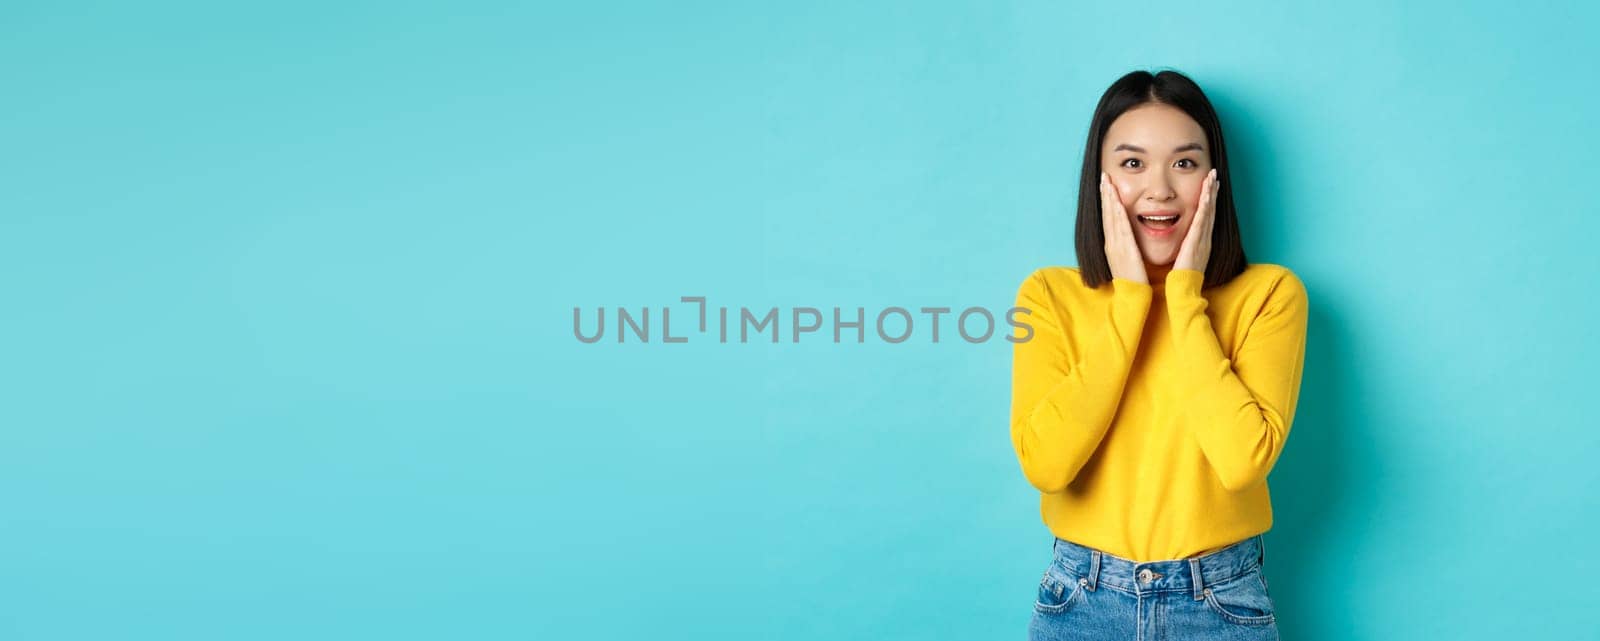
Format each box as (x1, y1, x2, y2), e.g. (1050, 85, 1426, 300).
(1145, 261, 1174, 287)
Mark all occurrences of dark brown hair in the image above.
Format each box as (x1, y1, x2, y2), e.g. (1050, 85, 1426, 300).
(1075, 69, 1248, 289)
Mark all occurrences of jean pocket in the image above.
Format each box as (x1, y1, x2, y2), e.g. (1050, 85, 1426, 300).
(1033, 564, 1086, 615)
(1201, 567, 1276, 626)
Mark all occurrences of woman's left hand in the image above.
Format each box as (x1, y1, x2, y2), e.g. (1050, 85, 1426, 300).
(1173, 168, 1219, 273)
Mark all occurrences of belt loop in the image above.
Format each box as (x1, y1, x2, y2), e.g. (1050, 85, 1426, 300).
(1189, 558, 1205, 600)
(1087, 550, 1101, 591)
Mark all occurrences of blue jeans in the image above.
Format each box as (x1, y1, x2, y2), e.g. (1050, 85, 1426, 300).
(1029, 534, 1280, 640)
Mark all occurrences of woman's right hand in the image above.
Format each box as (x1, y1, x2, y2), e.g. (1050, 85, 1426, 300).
(1100, 172, 1148, 284)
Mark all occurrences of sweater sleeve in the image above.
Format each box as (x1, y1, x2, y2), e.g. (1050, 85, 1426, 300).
(1010, 269, 1154, 494)
(1165, 268, 1309, 492)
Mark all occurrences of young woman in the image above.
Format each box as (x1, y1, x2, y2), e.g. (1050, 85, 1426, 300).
(1010, 69, 1309, 640)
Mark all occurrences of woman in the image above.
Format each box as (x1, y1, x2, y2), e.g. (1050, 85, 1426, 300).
(1010, 69, 1309, 640)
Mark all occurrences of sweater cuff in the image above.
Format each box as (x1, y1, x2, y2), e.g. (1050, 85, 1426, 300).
(1111, 276, 1154, 299)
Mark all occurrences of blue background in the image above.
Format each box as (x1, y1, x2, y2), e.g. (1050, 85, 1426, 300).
(4, 1, 1597, 639)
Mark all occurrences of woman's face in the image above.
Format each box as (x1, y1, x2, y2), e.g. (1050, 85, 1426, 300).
(1099, 103, 1214, 267)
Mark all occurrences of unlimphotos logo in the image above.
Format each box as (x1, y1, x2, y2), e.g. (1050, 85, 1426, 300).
(574, 296, 1036, 344)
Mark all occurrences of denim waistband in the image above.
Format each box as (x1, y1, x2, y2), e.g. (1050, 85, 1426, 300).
(1049, 534, 1267, 599)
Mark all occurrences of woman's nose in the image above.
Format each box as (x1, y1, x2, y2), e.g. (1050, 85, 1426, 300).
(1144, 178, 1177, 201)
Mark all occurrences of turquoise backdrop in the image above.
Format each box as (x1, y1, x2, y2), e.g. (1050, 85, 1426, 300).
(3, 1, 1596, 639)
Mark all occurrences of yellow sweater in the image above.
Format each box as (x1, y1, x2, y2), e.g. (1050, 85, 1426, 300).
(1009, 263, 1309, 562)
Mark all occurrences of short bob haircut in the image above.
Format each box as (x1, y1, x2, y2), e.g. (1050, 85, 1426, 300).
(1075, 69, 1248, 290)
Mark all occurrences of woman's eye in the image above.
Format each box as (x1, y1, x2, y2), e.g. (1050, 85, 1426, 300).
(1176, 158, 1197, 168)
(1120, 158, 1141, 169)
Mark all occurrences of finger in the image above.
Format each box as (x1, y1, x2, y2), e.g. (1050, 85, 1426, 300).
(1100, 173, 1112, 244)
(1210, 169, 1219, 211)
(1204, 175, 1218, 246)
(1103, 174, 1125, 240)
(1203, 182, 1216, 236)
(1203, 177, 1216, 225)
(1187, 177, 1208, 249)
(1206, 183, 1217, 241)
(1107, 178, 1128, 229)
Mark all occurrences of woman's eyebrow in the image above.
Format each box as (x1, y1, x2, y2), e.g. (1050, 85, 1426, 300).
(1112, 142, 1205, 153)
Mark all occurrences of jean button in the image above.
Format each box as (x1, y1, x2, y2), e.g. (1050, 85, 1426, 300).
(1138, 569, 1152, 582)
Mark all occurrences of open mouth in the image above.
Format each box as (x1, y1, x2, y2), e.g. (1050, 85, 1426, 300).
(1137, 213, 1180, 231)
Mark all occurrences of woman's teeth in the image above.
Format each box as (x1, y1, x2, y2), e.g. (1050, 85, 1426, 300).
(1138, 215, 1179, 229)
